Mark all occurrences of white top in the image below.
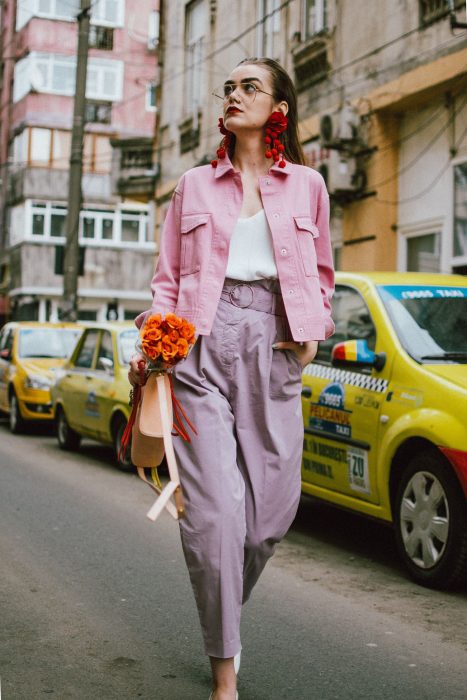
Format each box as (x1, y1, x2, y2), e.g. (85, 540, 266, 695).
(225, 209, 278, 281)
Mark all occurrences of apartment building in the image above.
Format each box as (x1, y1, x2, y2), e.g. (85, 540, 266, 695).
(155, 0, 466, 275)
(0, 0, 160, 323)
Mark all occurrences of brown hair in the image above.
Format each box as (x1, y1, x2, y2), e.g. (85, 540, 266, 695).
(227, 57, 305, 166)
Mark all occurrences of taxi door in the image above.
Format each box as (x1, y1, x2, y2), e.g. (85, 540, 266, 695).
(89, 330, 118, 441)
(0, 326, 13, 412)
(59, 328, 101, 433)
(301, 284, 387, 506)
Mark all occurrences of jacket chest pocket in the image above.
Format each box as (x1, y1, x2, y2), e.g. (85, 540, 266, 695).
(180, 213, 212, 276)
(293, 216, 319, 277)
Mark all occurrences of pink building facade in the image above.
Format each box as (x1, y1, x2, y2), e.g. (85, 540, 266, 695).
(0, 0, 160, 322)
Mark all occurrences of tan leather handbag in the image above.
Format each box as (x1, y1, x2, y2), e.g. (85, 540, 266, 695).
(128, 372, 186, 522)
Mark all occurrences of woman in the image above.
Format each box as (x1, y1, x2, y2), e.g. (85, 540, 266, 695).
(129, 57, 335, 700)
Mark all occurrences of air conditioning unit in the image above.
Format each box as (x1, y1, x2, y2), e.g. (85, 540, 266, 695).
(319, 151, 366, 196)
(320, 104, 360, 146)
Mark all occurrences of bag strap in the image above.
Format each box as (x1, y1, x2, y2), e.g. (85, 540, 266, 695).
(146, 374, 185, 521)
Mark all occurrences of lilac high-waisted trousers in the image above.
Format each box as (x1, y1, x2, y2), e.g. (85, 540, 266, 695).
(172, 278, 304, 658)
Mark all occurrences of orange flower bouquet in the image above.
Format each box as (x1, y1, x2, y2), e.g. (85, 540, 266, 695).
(139, 312, 196, 371)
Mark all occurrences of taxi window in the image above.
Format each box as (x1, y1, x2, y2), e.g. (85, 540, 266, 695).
(315, 285, 376, 365)
(118, 329, 139, 365)
(74, 330, 99, 368)
(0, 328, 12, 351)
(97, 331, 114, 367)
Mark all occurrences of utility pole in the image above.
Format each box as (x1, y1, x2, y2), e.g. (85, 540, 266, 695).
(59, 0, 91, 321)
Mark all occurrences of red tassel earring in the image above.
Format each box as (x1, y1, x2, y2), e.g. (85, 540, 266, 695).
(211, 118, 231, 168)
(264, 111, 288, 168)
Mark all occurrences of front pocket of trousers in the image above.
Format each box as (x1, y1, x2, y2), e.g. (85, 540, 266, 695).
(269, 348, 302, 400)
(180, 213, 212, 276)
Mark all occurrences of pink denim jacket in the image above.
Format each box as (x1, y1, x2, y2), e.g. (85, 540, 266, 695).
(136, 155, 335, 341)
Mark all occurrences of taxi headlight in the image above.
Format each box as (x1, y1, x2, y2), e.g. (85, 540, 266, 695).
(24, 374, 52, 390)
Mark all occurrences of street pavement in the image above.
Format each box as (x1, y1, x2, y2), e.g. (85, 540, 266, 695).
(0, 422, 466, 700)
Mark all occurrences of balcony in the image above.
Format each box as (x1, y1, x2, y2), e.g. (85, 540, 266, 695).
(292, 33, 332, 92)
(419, 0, 465, 26)
(110, 137, 157, 199)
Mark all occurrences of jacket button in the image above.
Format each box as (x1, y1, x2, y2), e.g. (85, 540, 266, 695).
(273, 213, 279, 219)
(298, 327, 304, 334)
(280, 248, 287, 255)
(288, 289, 295, 295)
(266, 180, 271, 185)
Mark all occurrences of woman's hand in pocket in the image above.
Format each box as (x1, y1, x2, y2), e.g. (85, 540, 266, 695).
(272, 340, 318, 368)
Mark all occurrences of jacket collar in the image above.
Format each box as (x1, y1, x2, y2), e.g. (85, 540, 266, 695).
(214, 152, 292, 179)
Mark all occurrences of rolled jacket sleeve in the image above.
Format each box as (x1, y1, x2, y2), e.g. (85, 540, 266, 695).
(314, 177, 335, 339)
(135, 180, 184, 329)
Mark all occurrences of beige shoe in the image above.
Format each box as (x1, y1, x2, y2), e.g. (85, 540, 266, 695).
(234, 651, 241, 675)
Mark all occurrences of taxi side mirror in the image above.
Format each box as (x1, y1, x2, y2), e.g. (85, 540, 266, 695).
(0, 348, 11, 361)
(331, 339, 386, 372)
(98, 356, 114, 373)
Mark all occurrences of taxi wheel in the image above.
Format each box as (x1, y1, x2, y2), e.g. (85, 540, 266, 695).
(56, 406, 81, 451)
(112, 415, 134, 472)
(394, 451, 467, 590)
(9, 392, 25, 434)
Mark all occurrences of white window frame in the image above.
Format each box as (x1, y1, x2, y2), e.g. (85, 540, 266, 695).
(91, 0, 125, 28)
(145, 82, 157, 112)
(16, 0, 124, 29)
(23, 200, 152, 249)
(13, 53, 124, 103)
(256, 0, 281, 56)
(185, 0, 206, 115)
(451, 156, 467, 270)
(16, 0, 80, 30)
(397, 218, 444, 273)
(301, 0, 328, 40)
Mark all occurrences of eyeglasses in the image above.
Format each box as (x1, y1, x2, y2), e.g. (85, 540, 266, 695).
(212, 82, 274, 102)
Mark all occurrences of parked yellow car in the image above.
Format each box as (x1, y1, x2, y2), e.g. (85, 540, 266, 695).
(301, 272, 467, 589)
(51, 322, 138, 470)
(0, 322, 82, 433)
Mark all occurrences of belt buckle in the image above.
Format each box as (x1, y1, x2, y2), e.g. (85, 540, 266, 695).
(229, 283, 254, 309)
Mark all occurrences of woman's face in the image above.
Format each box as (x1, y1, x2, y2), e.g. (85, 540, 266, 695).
(221, 64, 288, 135)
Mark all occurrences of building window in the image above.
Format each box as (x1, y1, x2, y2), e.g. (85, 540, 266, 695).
(146, 83, 157, 112)
(406, 232, 441, 272)
(453, 161, 467, 260)
(148, 10, 160, 50)
(16, 0, 80, 29)
(257, 0, 282, 58)
(302, 0, 328, 39)
(85, 101, 112, 124)
(89, 25, 114, 51)
(30, 127, 52, 165)
(185, 0, 205, 114)
(50, 206, 67, 237)
(13, 53, 123, 102)
(26, 201, 150, 247)
(12, 128, 109, 174)
(32, 204, 46, 236)
(91, 0, 124, 27)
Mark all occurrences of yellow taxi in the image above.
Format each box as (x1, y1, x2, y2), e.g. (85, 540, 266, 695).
(0, 322, 82, 433)
(301, 272, 467, 589)
(51, 322, 138, 470)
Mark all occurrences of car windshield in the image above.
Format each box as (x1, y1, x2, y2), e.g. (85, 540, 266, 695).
(377, 285, 467, 363)
(18, 328, 81, 359)
(118, 329, 139, 365)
